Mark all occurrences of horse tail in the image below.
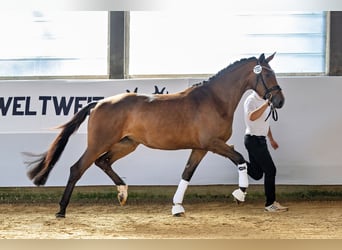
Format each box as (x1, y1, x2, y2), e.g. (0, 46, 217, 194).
(26, 102, 98, 186)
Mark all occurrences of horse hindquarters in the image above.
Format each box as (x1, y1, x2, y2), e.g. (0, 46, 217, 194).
(57, 102, 139, 217)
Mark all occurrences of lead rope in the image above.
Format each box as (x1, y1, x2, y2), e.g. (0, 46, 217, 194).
(265, 103, 278, 121)
(264, 93, 279, 122)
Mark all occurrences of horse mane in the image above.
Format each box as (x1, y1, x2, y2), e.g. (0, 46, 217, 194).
(192, 56, 257, 87)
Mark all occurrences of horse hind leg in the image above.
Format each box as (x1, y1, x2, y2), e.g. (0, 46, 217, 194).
(172, 149, 207, 217)
(95, 137, 139, 206)
(56, 148, 100, 218)
(95, 152, 128, 206)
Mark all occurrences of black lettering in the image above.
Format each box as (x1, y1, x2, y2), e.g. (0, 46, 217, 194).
(13, 97, 25, 115)
(88, 96, 104, 102)
(25, 97, 37, 115)
(0, 97, 12, 116)
(39, 96, 52, 115)
(74, 96, 87, 114)
(53, 96, 74, 115)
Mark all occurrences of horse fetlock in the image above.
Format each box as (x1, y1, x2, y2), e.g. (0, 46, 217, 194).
(172, 204, 185, 217)
(117, 185, 128, 206)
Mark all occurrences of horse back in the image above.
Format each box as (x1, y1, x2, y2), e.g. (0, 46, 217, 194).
(88, 90, 232, 150)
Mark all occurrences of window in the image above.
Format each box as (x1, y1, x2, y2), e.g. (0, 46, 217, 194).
(0, 11, 108, 77)
(129, 11, 326, 75)
(0, 11, 327, 78)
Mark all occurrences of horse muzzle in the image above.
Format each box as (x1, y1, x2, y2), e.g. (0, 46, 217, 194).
(271, 92, 285, 109)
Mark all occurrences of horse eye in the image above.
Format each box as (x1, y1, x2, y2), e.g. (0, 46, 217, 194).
(266, 73, 274, 78)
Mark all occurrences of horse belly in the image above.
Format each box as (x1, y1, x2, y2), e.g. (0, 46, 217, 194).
(128, 114, 199, 150)
(144, 132, 198, 150)
(144, 139, 198, 150)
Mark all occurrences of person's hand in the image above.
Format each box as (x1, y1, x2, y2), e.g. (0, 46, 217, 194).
(269, 138, 279, 150)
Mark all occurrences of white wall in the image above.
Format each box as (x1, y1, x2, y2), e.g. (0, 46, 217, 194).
(0, 77, 341, 186)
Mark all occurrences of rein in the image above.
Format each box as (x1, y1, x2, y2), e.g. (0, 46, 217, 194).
(265, 101, 278, 121)
(253, 63, 281, 122)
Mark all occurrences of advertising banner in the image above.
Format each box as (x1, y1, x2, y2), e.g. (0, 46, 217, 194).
(1, 77, 342, 186)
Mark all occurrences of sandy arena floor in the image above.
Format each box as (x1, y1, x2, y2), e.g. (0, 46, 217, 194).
(1, 201, 341, 239)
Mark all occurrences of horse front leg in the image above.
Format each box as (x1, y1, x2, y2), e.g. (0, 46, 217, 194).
(172, 149, 207, 216)
(206, 138, 249, 203)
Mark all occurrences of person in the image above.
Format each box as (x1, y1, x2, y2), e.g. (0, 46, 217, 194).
(236, 90, 288, 212)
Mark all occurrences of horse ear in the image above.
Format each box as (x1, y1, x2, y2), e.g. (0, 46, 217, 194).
(266, 52, 276, 63)
(258, 53, 266, 63)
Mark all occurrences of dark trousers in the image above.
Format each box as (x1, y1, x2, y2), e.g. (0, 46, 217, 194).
(244, 134, 276, 206)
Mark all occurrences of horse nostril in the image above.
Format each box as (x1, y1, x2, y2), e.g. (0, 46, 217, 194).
(278, 100, 284, 108)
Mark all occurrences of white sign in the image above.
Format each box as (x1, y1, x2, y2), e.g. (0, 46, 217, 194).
(0, 79, 188, 133)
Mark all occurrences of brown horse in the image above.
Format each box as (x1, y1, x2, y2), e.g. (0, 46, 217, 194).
(26, 53, 284, 218)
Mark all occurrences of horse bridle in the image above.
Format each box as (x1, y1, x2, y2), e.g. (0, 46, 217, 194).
(253, 64, 281, 100)
(253, 63, 281, 121)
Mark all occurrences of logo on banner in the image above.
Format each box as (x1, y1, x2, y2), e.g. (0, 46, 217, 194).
(0, 85, 170, 117)
(0, 96, 104, 116)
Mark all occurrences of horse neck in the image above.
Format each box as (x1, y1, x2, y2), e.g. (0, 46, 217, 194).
(208, 65, 252, 113)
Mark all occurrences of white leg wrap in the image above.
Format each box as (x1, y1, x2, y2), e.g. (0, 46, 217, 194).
(238, 163, 249, 188)
(172, 204, 185, 216)
(173, 179, 189, 204)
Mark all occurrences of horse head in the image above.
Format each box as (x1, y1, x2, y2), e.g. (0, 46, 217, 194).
(251, 53, 285, 109)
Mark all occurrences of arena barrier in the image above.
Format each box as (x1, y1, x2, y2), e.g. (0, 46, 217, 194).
(0, 76, 341, 186)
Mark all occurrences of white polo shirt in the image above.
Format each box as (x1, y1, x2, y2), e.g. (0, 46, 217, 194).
(244, 91, 270, 136)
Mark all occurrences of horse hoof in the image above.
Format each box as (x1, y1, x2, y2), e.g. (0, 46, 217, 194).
(232, 189, 246, 204)
(172, 204, 185, 216)
(55, 213, 65, 218)
(118, 194, 127, 206)
(117, 185, 128, 206)
(234, 198, 242, 205)
(173, 212, 185, 217)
